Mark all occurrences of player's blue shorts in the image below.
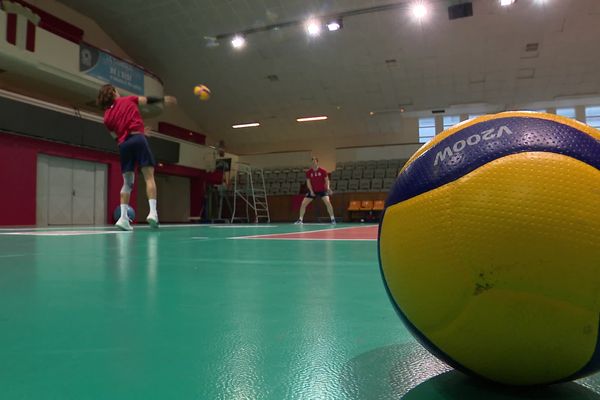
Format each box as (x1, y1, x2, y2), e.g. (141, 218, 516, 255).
(306, 191, 329, 199)
(118, 133, 156, 173)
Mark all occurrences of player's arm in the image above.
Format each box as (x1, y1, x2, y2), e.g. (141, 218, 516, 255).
(137, 96, 177, 106)
(306, 179, 315, 195)
(325, 176, 332, 194)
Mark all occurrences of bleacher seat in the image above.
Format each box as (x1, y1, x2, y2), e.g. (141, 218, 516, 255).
(287, 172, 296, 182)
(360, 200, 373, 211)
(281, 182, 291, 194)
(330, 181, 337, 191)
(371, 178, 383, 191)
(385, 168, 397, 178)
(363, 169, 374, 179)
(296, 171, 305, 182)
(337, 180, 348, 192)
(376, 160, 388, 169)
(290, 182, 300, 194)
(341, 169, 353, 180)
(383, 178, 395, 190)
(374, 168, 386, 179)
(352, 168, 363, 179)
(348, 179, 359, 191)
(347, 200, 360, 211)
(330, 170, 340, 180)
(359, 179, 371, 191)
(365, 161, 377, 169)
(270, 182, 281, 194)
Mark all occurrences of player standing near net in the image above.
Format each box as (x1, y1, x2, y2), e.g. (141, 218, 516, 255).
(295, 157, 336, 224)
(97, 84, 177, 231)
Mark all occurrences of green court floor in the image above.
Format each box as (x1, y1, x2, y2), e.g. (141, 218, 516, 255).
(0, 223, 599, 399)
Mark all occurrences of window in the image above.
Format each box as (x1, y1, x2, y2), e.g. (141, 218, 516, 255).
(443, 115, 461, 131)
(585, 106, 600, 129)
(418, 117, 436, 143)
(468, 114, 483, 120)
(556, 107, 576, 119)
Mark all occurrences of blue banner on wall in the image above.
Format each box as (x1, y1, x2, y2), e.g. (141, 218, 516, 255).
(79, 43, 144, 95)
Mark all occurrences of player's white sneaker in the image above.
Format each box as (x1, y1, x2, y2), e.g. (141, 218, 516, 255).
(294, 220, 303, 224)
(115, 217, 133, 231)
(147, 212, 159, 228)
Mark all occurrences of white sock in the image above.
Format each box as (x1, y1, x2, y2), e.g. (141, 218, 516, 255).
(149, 199, 157, 214)
(120, 204, 129, 220)
(331, 216, 335, 221)
(299, 217, 303, 221)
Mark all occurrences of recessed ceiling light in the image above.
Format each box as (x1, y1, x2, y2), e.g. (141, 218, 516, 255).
(232, 122, 260, 129)
(305, 19, 322, 36)
(411, 2, 428, 20)
(297, 116, 328, 122)
(326, 20, 342, 31)
(500, 0, 516, 6)
(231, 35, 246, 49)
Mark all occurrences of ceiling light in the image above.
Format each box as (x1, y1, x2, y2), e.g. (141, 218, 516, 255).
(231, 35, 246, 49)
(305, 19, 322, 36)
(411, 2, 428, 20)
(297, 116, 328, 122)
(326, 20, 342, 31)
(500, 0, 516, 6)
(232, 122, 260, 129)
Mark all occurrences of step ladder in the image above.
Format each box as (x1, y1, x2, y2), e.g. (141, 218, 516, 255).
(231, 163, 270, 223)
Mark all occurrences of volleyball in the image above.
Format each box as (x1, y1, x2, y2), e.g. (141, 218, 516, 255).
(113, 205, 136, 222)
(193, 84, 211, 101)
(378, 112, 600, 385)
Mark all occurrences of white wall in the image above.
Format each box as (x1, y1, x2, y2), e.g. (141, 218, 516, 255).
(336, 144, 423, 163)
(238, 151, 312, 170)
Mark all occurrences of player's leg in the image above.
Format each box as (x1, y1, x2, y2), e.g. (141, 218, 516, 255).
(296, 196, 314, 224)
(116, 141, 135, 231)
(321, 195, 336, 224)
(133, 134, 159, 228)
(141, 165, 159, 228)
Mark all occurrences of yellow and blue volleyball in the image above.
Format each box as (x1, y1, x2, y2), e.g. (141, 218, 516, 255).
(193, 84, 211, 101)
(378, 112, 600, 385)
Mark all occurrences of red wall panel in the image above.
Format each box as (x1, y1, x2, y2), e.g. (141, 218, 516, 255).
(0, 132, 206, 226)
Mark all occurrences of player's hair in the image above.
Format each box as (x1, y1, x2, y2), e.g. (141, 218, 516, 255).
(96, 84, 117, 110)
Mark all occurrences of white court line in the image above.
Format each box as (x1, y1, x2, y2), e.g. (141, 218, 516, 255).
(0, 231, 130, 236)
(228, 225, 378, 240)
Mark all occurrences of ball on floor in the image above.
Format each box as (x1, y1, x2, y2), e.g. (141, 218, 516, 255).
(378, 111, 600, 385)
(113, 205, 135, 222)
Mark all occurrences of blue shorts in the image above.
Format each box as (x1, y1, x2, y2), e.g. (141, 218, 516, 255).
(118, 133, 156, 173)
(306, 191, 329, 199)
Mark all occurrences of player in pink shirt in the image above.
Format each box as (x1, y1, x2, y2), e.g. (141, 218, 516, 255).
(97, 84, 176, 231)
(296, 157, 336, 224)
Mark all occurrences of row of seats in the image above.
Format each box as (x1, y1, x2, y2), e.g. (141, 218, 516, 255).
(330, 167, 399, 180)
(337, 159, 405, 170)
(348, 200, 385, 212)
(266, 177, 396, 195)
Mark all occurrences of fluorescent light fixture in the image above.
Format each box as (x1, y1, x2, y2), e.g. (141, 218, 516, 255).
(232, 122, 260, 129)
(296, 116, 328, 122)
(305, 19, 322, 36)
(500, 0, 516, 5)
(327, 20, 341, 31)
(231, 35, 246, 49)
(411, 2, 428, 19)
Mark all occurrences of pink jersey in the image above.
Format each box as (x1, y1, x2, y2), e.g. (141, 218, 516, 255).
(306, 167, 328, 192)
(103, 96, 145, 144)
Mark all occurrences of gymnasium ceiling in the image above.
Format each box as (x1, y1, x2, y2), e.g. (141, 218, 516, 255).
(59, 0, 600, 153)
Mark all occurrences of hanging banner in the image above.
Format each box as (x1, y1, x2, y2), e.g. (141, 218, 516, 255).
(79, 43, 144, 95)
